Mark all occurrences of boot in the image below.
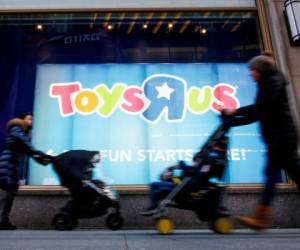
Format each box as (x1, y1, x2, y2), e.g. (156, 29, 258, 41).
(238, 205, 271, 230)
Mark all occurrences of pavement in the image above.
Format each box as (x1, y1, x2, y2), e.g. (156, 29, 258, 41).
(1, 229, 300, 250)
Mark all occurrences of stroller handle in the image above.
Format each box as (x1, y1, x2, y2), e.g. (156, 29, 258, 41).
(220, 113, 234, 130)
(43, 154, 56, 165)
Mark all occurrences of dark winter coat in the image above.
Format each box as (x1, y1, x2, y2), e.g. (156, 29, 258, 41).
(0, 119, 36, 189)
(232, 69, 297, 146)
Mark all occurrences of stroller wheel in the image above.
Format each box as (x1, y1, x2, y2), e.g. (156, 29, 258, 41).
(52, 212, 78, 231)
(155, 217, 174, 235)
(106, 212, 123, 230)
(210, 217, 233, 234)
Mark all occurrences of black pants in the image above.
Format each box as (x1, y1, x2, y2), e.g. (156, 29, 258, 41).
(148, 181, 175, 209)
(261, 138, 300, 205)
(0, 187, 18, 223)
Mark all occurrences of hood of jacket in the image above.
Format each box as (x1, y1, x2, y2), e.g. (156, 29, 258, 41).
(6, 118, 29, 133)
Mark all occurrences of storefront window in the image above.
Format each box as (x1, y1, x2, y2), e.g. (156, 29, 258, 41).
(0, 11, 274, 185)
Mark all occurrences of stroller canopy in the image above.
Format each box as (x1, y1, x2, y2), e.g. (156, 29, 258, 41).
(52, 150, 100, 189)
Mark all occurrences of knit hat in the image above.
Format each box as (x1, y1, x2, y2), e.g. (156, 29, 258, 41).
(248, 51, 276, 73)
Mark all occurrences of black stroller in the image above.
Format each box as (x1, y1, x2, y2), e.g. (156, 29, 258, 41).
(150, 118, 233, 234)
(48, 150, 123, 230)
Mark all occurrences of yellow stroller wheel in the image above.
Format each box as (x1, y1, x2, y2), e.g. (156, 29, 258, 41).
(155, 217, 174, 235)
(211, 217, 233, 234)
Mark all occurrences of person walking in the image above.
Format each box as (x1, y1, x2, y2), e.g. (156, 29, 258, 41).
(223, 51, 300, 230)
(0, 113, 48, 230)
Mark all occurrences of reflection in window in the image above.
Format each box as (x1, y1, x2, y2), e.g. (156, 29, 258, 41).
(0, 11, 263, 65)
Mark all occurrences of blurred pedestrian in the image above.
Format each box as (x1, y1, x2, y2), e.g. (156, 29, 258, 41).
(0, 113, 49, 230)
(223, 51, 300, 230)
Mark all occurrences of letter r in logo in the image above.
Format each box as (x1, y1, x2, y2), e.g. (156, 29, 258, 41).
(141, 74, 186, 123)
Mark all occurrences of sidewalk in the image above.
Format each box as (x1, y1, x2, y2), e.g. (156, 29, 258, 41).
(1, 229, 300, 250)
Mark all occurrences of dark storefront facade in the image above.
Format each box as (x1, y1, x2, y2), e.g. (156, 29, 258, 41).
(0, 0, 300, 229)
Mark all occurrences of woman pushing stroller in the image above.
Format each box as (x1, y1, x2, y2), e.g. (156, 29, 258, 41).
(223, 51, 300, 230)
(140, 51, 300, 232)
(0, 113, 49, 230)
(1, 116, 122, 231)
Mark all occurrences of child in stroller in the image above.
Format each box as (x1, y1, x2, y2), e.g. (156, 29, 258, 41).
(140, 119, 232, 234)
(48, 150, 123, 230)
(139, 160, 190, 216)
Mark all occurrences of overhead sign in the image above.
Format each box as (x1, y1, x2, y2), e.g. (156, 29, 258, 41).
(49, 74, 239, 123)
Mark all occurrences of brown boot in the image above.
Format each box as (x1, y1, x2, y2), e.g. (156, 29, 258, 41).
(238, 205, 271, 230)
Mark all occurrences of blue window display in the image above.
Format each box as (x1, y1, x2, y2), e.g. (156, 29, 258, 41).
(0, 11, 270, 185)
(30, 63, 267, 185)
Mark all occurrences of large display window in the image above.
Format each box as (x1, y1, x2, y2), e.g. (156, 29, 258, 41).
(0, 11, 277, 186)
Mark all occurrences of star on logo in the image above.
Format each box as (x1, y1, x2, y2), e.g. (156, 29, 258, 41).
(155, 82, 175, 100)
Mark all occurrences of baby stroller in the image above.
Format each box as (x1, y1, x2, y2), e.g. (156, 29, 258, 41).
(149, 117, 233, 234)
(48, 150, 123, 231)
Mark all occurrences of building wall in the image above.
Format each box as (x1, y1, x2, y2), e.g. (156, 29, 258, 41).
(0, 0, 256, 11)
(264, 0, 300, 125)
(11, 187, 300, 229)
